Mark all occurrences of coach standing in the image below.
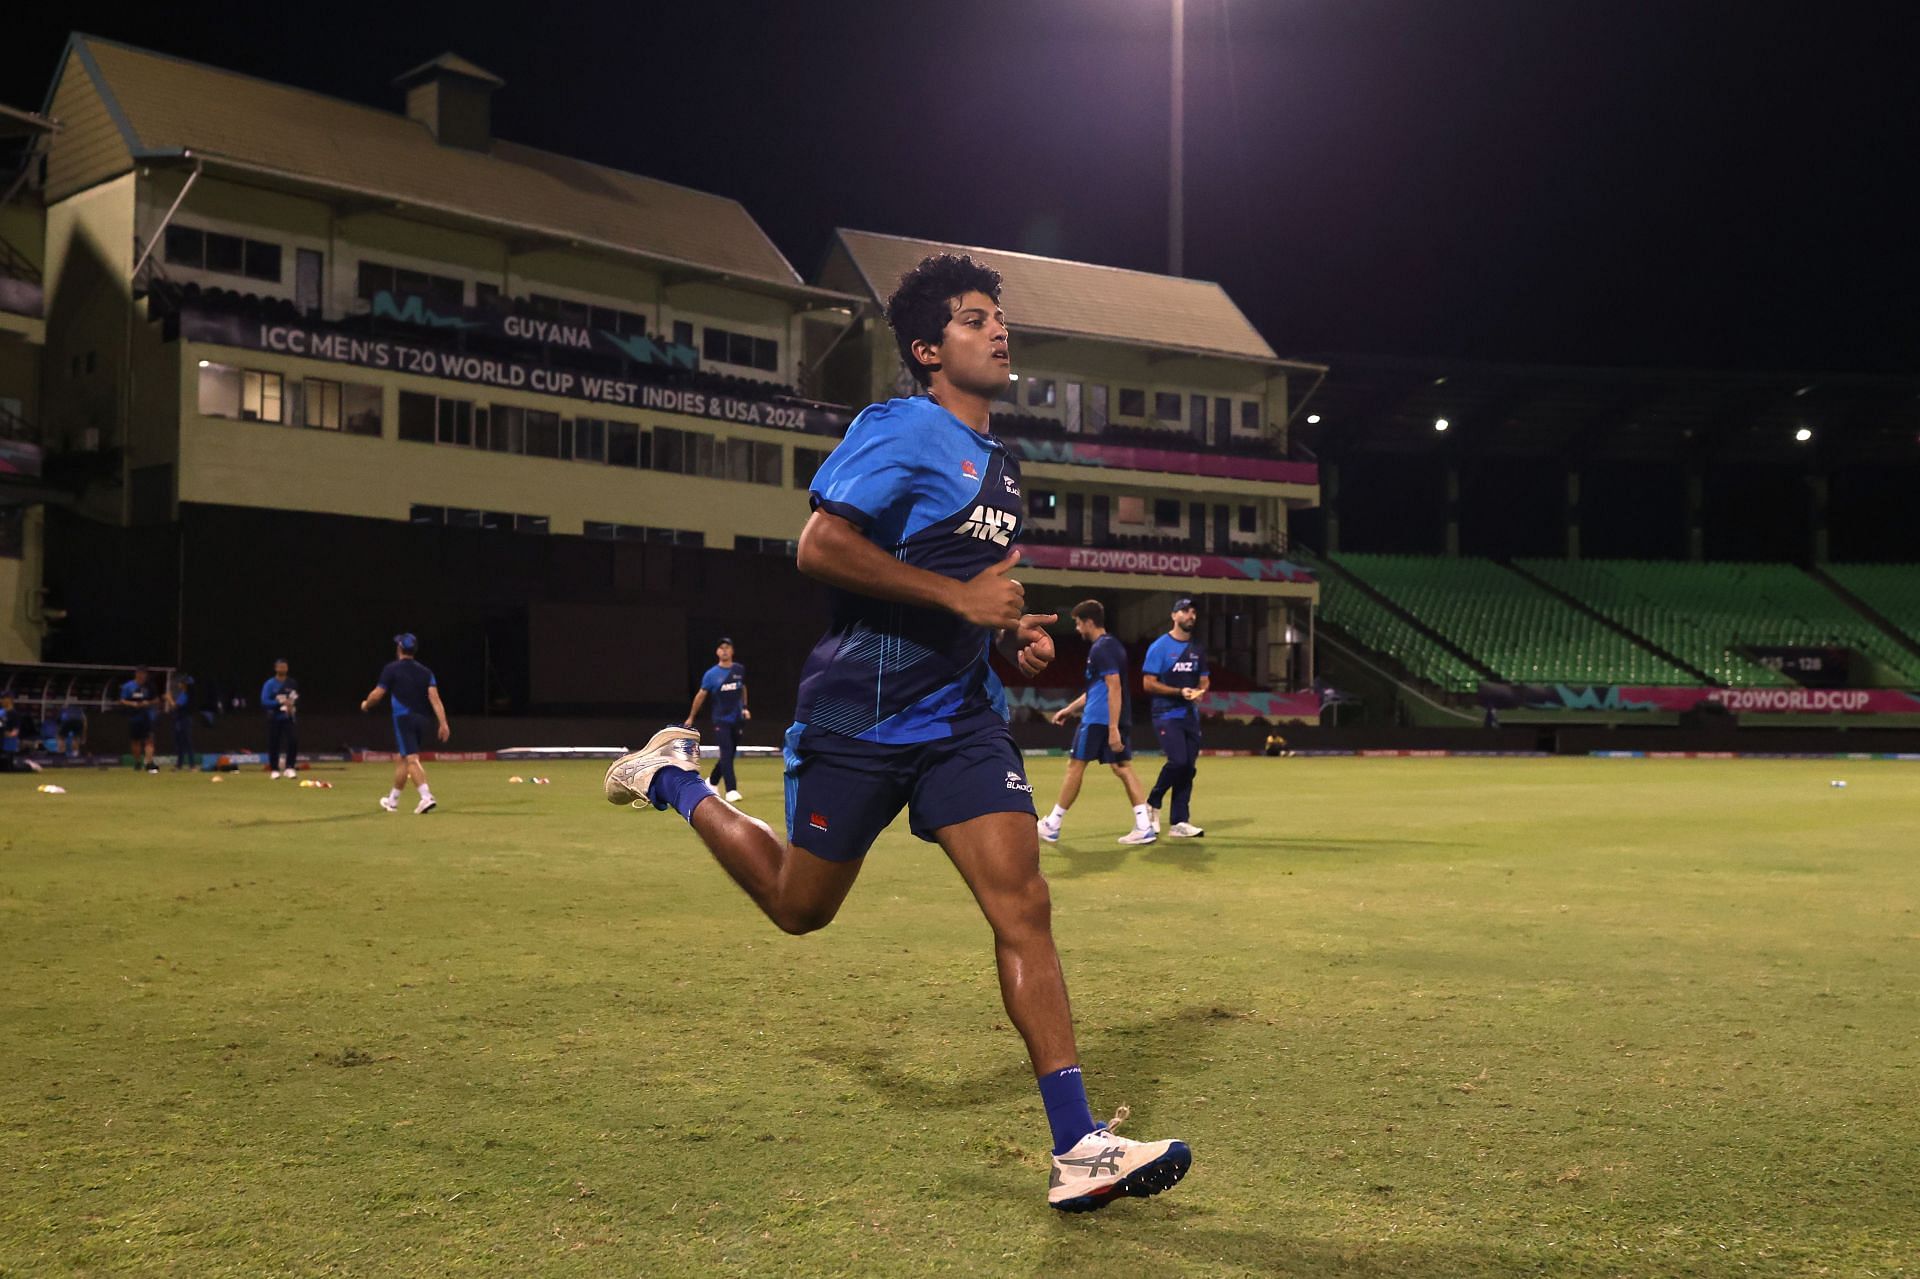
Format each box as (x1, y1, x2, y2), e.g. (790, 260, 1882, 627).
(262, 659, 299, 778)
(1142, 597, 1210, 838)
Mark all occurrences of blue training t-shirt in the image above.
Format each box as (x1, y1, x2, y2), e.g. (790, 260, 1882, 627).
(1081, 634, 1130, 727)
(261, 677, 297, 720)
(701, 663, 746, 724)
(120, 679, 157, 713)
(1143, 633, 1208, 721)
(378, 659, 437, 720)
(795, 396, 1024, 745)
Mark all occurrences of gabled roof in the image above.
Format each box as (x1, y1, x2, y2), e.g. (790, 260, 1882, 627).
(827, 228, 1305, 368)
(393, 53, 503, 88)
(49, 34, 844, 299)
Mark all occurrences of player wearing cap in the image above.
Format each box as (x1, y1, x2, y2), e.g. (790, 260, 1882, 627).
(1038, 600, 1158, 846)
(169, 674, 198, 772)
(600, 253, 1190, 1212)
(261, 660, 300, 778)
(359, 632, 449, 814)
(1142, 597, 1210, 838)
(118, 666, 160, 773)
(684, 637, 749, 801)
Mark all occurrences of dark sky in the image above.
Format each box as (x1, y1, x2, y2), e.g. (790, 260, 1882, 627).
(6, 1, 1916, 373)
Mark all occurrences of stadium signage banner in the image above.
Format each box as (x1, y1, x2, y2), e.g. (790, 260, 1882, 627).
(1482, 681, 1920, 715)
(1007, 437, 1318, 486)
(180, 310, 852, 434)
(0, 437, 42, 478)
(1016, 543, 1317, 583)
(367, 290, 702, 370)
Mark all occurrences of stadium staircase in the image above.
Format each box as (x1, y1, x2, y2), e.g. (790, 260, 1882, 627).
(1294, 550, 1492, 693)
(1814, 564, 1920, 670)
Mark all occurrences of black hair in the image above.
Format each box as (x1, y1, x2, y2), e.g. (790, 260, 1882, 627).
(884, 254, 1002, 388)
(1071, 599, 1105, 627)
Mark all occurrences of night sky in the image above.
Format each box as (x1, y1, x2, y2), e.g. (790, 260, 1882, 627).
(5, 1, 1916, 374)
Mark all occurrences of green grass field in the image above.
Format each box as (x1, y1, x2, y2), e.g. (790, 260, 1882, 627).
(4, 755, 1918, 1277)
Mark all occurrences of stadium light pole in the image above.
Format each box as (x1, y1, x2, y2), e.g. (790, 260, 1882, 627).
(1169, 0, 1185, 276)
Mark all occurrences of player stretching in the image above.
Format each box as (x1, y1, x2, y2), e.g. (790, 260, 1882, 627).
(1039, 601, 1157, 845)
(602, 254, 1190, 1212)
(358, 632, 449, 814)
(683, 637, 748, 801)
(1142, 597, 1210, 837)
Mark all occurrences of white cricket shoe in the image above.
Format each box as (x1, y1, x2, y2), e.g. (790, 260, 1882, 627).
(1048, 1113, 1191, 1213)
(414, 794, 437, 814)
(603, 726, 702, 809)
(724, 789, 743, 803)
(1117, 827, 1157, 845)
(1168, 822, 1205, 838)
(1037, 815, 1062, 843)
(269, 770, 282, 779)
(378, 795, 399, 813)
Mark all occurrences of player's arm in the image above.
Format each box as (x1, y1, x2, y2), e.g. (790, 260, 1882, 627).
(1142, 673, 1182, 697)
(1185, 672, 1211, 702)
(739, 679, 750, 721)
(1050, 694, 1085, 726)
(797, 510, 1024, 628)
(427, 685, 450, 742)
(359, 685, 387, 713)
(684, 688, 708, 727)
(1104, 674, 1125, 749)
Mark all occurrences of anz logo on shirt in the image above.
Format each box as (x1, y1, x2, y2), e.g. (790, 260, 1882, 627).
(719, 679, 741, 694)
(955, 505, 1018, 546)
(1172, 658, 1200, 674)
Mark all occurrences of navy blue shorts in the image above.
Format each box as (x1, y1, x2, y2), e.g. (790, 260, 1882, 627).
(1153, 716, 1201, 767)
(783, 722, 1037, 862)
(127, 712, 154, 740)
(1071, 720, 1132, 764)
(393, 711, 433, 756)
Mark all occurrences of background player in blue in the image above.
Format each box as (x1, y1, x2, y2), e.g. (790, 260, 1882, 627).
(261, 659, 299, 778)
(358, 633, 449, 814)
(683, 637, 749, 802)
(118, 666, 160, 773)
(601, 254, 1189, 1212)
(168, 674, 197, 772)
(1141, 597, 1212, 838)
(56, 699, 86, 759)
(1038, 600, 1157, 846)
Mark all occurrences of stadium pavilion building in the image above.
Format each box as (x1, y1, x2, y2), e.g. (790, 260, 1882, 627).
(0, 34, 1330, 740)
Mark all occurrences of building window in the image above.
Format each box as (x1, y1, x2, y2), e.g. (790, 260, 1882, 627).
(1115, 495, 1147, 525)
(1238, 505, 1258, 534)
(166, 226, 283, 283)
(1118, 388, 1146, 418)
(359, 260, 463, 308)
(1240, 401, 1261, 432)
(515, 515, 550, 535)
(436, 397, 474, 447)
(793, 447, 830, 489)
(653, 426, 686, 474)
(523, 410, 562, 459)
(410, 504, 443, 525)
(344, 385, 382, 437)
(1153, 392, 1183, 422)
(608, 421, 641, 467)
(1029, 490, 1058, 519)
(244, 240, 282, 282)
(754, 441, 782, 486)
(241, 370, 284, 423)
(1154, 498, 1182, 528)
(303, 378, 342, 430)
(1025, 378, 1057, 409)
(672, 320, 694, 347)
(574, 418, 607, 463)
(444, 508, 483, 529)
(398, 391, 435, 442)
(702, 326, 779, 372)
(196, 362, 242, 418)
(736, 536, 798, 555)
(476, 282, 502, 311)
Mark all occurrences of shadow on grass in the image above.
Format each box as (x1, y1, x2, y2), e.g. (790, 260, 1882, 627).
(1046, 845, 1135, 879)
(804, 1004, 1258, 1117)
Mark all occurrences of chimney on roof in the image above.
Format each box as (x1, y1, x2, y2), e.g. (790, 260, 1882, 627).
(394, 53, 503, 152)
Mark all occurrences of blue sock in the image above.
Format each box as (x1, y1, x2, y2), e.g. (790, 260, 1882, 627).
(647, 766, 716, 824)
(1038, 1065, 1097, 1155)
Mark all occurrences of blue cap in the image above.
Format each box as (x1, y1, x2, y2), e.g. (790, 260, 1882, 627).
(1173, 597, 1198, 612)
(394, 632, 418, 652)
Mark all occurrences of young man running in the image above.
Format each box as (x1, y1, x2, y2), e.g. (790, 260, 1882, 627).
(359, 632, 449, 814)
(683, 637, 748, 802)
(1039, 600, 1157, 845)
(1142, 597, 1211, 837)
(602, 254, 1190, 1212)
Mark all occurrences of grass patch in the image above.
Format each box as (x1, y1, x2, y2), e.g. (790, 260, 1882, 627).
(2, 756, 1917, 1275)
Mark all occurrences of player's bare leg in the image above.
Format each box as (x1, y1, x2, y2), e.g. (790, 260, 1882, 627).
(937, 808, 1190, 1210)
